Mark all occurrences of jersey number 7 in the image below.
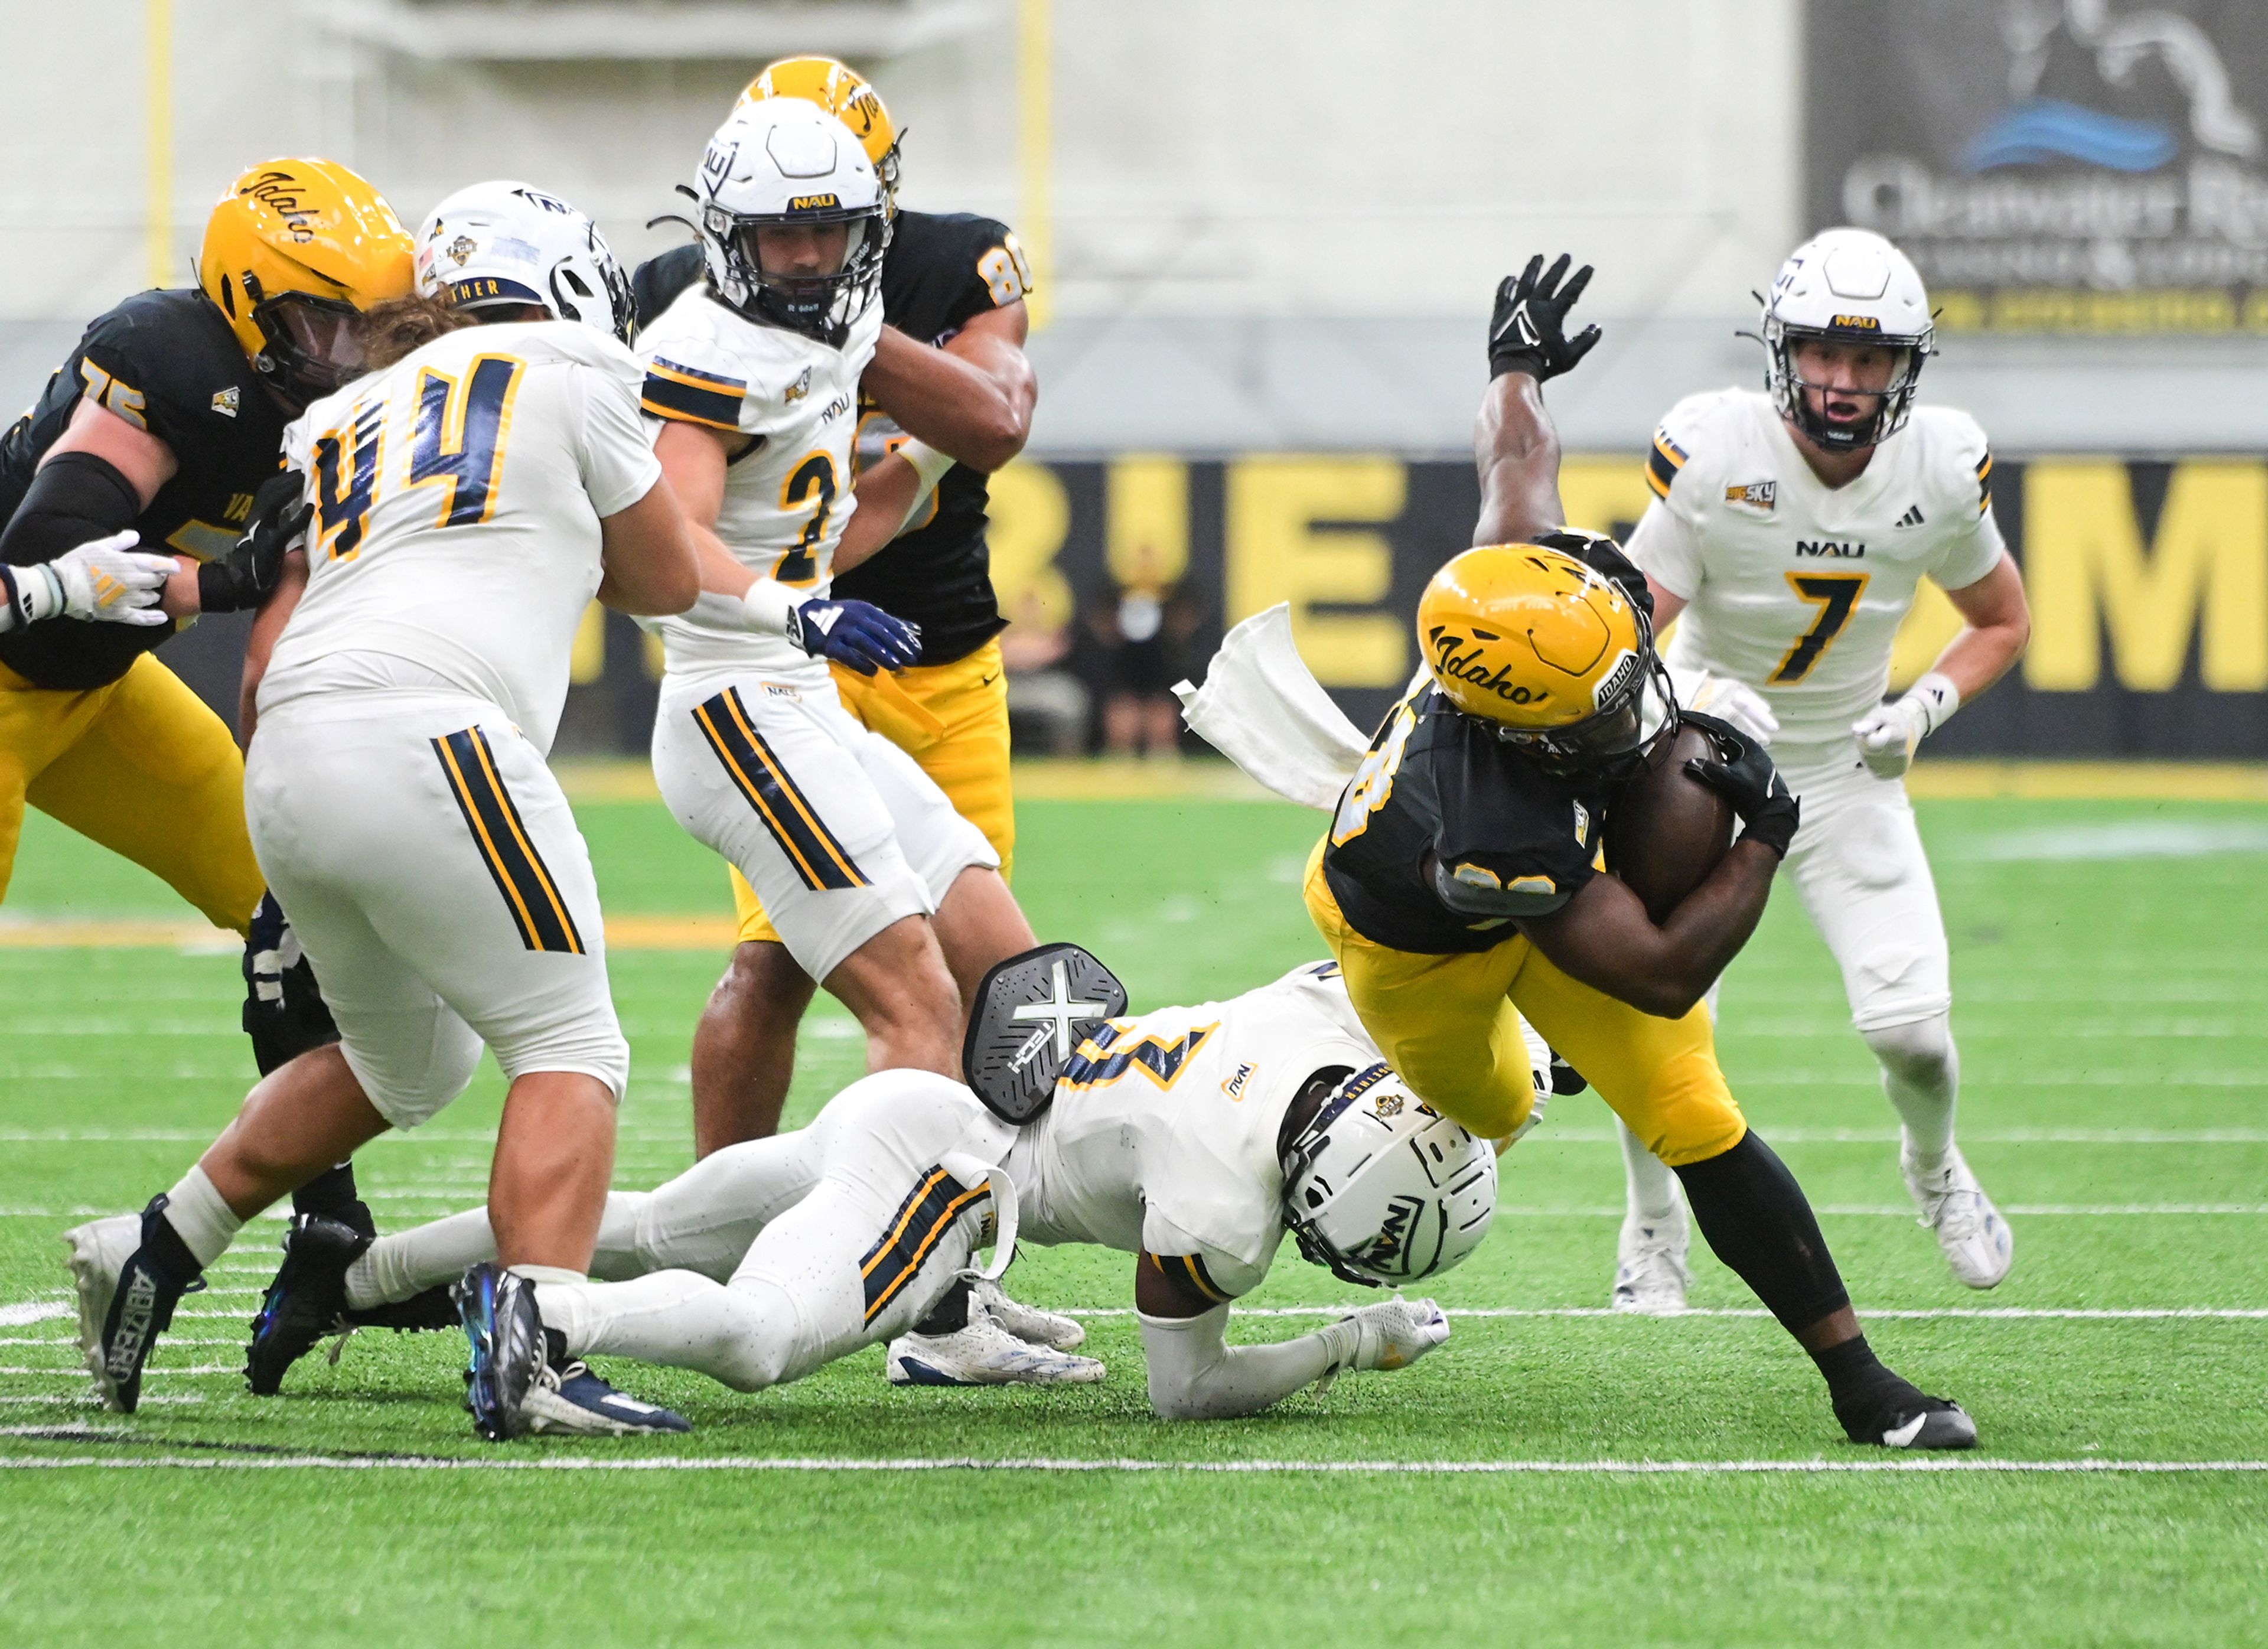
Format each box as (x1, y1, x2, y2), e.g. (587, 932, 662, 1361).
(1769, 571, 1870, 685)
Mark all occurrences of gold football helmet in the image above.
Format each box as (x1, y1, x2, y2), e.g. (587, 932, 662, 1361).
(1417, 542, 1673, 777)
(196, 158, 414, 408)
(738, 56, 902, 210)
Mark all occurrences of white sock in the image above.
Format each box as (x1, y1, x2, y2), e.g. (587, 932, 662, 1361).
(1617, 1118, 1682, 1224)
(164, 1166, 244, 1269)
(346, 1207, 498, 1309)
(532, 1270, 791, 1391)
(1863, 1014, 1959, 1168)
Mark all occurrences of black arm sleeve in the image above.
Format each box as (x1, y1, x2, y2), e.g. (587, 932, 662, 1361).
(0, 451, 141, 568)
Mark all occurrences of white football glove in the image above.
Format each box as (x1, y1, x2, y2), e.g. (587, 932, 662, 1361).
(1669, 666, 1778, 745)
(45, 532, 177, 627)
(1319, 1298, 1451, 1390)
(1852, 672, 1960, 779)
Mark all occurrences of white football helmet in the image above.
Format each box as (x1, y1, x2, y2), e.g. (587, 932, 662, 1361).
(1281, 1063, 1497, 1287)
(415, 181, 634, 343)
(1761, 227, 1933, 452)
(687, 99, 886, 344)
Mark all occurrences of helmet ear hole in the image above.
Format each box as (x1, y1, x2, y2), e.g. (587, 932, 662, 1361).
(219, 273, 237, 318)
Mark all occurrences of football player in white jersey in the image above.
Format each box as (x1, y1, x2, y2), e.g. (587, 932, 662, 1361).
(1612, 228, 2033, 1311)
(636, 103, 1071, 1379)
(324, 958, 1487, 1429)
(66, 183, 708, 1438)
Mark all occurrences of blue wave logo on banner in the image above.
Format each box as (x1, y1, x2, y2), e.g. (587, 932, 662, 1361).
(1963, 97, 2179, 172)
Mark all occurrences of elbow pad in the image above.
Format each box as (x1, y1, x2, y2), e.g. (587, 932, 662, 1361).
(1, 452, 141, 568)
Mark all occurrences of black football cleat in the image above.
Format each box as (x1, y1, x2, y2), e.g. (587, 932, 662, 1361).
(64, 1196, 205, 1415)
(245, 1213, 372, 1396)
(1837, 1385, 1978, 1450)
(455, 1263, 546, 1442)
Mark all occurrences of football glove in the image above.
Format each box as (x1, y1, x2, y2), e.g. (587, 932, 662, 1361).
(1670, 665, 1780, 745)
(12, 530, 178, 628)
(1682, 711, 1801, 857)
(1320, 1298, 1451, 1389)
(1852, 672, 1960, 780)
(786, 597, 922, 675)
(198, 471, 308, 615)
(1488, 253, 1602, 383)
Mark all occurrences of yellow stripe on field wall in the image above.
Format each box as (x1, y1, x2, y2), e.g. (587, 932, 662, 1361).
(146, 0, 172, 287)
(1018, 0, 1051, 330)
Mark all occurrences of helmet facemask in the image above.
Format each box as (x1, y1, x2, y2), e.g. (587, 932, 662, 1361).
(705, 201, 887, 344)
(1493, 614, 1678, 784)
(1763, 315, 1931, 454)
(248, 288, 370, 408)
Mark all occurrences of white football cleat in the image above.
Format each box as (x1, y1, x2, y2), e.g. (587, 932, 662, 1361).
(887, 1311, 1105, 1387)
(62, 1213, 143, 1402)
(1610, 1200, 1691, 1315)
(970, 1276, 1086, 1351)
(1902, 1135, 2013, 1289)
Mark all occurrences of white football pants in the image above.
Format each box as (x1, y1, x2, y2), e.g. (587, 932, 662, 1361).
(650, 669, 995, 980)
(246, 691, 628, 1129)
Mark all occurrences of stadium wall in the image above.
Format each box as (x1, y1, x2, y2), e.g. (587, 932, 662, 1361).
(159, 449, 2268, 760)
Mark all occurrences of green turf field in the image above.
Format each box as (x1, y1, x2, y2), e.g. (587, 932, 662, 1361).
(2, 782, 2264, 1647)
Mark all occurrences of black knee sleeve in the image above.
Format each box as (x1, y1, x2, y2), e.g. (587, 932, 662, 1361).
(242, 893, 340, 1077)
(1673, 1132, 1850, 1333)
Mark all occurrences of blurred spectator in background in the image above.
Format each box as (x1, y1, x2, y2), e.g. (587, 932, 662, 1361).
(1000, 583, 1089, 757)
(1088, 562, 1197, 758)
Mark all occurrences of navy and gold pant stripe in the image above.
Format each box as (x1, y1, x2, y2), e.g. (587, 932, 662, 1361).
(860, 1166, 990, 1325)
(1149, 1250, 1231, 1306)
(691, 687, 868, 892)
(431, 727, 585, 954)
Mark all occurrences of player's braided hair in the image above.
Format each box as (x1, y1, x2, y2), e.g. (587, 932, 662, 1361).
(359, 294, 479, 370)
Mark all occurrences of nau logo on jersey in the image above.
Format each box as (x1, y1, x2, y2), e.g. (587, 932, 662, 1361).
(784, 366, 812, 404)
(1796, 539, 1866, 559)
(1223, 1062, 1256, 1100)
(1724, 480, 1775, 511)
(820, 391, 852, 423)
(210, 386, 239, 418)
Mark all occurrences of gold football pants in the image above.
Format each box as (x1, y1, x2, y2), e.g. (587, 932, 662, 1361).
(732, 639, 1014, 946)
(0, 653, 264, 936)
(1304, 840, 1747, 1165)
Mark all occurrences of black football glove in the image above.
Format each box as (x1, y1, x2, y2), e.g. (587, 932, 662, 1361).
(198, 470, 308, 615)
(1488, 254, 1603, 383)
(1530, 527, 1654, 623)
(1681, 711, 1800, 858)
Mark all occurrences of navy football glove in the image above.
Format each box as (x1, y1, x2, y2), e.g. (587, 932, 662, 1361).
(1488, 254, 1602, 383)
(786, 598, 921, 675)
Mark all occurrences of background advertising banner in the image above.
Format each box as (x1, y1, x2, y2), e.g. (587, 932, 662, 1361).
(1810, 0, 2268, 333)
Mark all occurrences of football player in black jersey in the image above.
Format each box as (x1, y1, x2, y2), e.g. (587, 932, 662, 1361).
(633, 58, 1041, 1156)
(1306, 257, 1977, 1449)
(0, 158, 413, 1231)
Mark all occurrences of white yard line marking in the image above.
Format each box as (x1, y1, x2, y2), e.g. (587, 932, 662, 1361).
(0, 1365, 240, 1377)
(0, 1454, 2260, 1475)
(1050, 1306, 2268, 1321)
(0, 1394, 201, 1406)
(0, 1302, 70, 1327)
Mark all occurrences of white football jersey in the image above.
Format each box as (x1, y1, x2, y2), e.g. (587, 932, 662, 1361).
(634, 286, 882, 684)
(266, 320, 660, 754)
(1623, 388, 2007, 743)
(1004, 961, 1380, 1297)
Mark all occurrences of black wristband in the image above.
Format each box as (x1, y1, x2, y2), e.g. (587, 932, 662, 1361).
(1738, 799, 1801, 859)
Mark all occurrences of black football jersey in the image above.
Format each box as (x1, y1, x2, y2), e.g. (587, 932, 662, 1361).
(1323, 683, 1612, 955)
(0, 289, 285, 689)
(632, 209, 1030, 666)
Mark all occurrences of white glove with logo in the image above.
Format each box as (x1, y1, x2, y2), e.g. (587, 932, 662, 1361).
(1315, 1297, 1451, 1394)
(1852, 671, 1960, 779)
(1669, 666, 1778, 745)
(6, 531, 177, 630)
